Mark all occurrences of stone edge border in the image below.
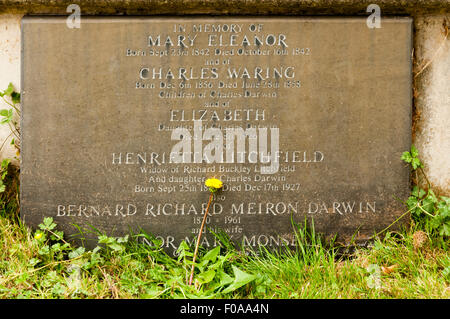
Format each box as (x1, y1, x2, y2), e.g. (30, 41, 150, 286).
(0, 0, 449, 15)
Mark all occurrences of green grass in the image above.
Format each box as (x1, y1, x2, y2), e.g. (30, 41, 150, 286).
(0, 168, 448, 299)
(241, 231, 449, 298)
(0, 210, 448, 299)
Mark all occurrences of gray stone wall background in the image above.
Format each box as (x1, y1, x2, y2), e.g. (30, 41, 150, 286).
(0, 0, 449, 196)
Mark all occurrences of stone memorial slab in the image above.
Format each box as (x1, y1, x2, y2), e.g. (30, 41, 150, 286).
(21, 17, 412, 254)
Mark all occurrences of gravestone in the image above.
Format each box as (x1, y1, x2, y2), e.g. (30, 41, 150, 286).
(21, 17, 412, 254)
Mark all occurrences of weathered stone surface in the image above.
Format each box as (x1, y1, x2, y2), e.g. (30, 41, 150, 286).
(0, 14, 20, 166)
(413, 15, 450, 196)
(0, 0, 449, 15)
(21, 17, 412, 254)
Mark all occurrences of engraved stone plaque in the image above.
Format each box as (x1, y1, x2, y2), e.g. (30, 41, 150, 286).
(21, 17, 412, 254)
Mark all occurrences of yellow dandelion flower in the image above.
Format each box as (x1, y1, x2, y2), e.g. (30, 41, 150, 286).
(205, 178, 223, 191)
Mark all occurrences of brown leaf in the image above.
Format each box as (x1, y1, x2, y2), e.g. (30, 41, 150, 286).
(381, 264, 398, 275)
(413, 231, 428, 250)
